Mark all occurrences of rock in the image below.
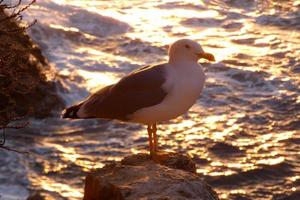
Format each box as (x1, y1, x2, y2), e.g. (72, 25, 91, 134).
(84, 174, 124, 200)
(84, 153, 219, 200)
(27, 191, 45, 200)
(0, 9, 64, 124)
(121, 152, 197, 174)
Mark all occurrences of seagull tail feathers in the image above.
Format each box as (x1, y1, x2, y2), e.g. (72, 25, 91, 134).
(62, 103, 83, 119)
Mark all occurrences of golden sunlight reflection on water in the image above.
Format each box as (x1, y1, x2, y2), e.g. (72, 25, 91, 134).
(30, 176, 83, 199)
(47, 142, 105, 171)
(51, 0, 299, 89)
(72, 47, 141, 90)
(77, 70, 118, 91)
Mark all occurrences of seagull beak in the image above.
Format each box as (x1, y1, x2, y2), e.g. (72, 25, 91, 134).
(197, 52, 215, 62)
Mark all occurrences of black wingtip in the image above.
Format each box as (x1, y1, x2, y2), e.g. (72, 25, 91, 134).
(61, 104, 81, 119)
(61, 109, 72, 119)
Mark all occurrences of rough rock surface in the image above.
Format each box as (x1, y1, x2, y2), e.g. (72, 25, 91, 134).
(84, 153, 219, 200)
(0, 9, 64, 124)
(27, 191, 45, 200)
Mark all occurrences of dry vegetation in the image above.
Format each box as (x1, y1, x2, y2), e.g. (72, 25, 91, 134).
(0, 0, 64, 151)
(0, 0, 64, 126)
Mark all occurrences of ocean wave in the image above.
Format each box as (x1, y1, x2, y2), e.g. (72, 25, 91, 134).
(209, 142, 245, 156)
(207, 161, 293, 186)
(69, 10, 131, 37)
(181, 17, 224, 27)
(256, 14, 300, 30)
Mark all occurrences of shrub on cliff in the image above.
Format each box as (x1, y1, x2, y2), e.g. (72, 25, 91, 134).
(0, 1, 64, 125)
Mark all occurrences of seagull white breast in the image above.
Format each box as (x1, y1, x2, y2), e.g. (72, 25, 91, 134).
(129, 61, 205, 124)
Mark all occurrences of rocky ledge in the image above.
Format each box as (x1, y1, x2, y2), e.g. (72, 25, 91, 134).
(83, 152, 219, 200)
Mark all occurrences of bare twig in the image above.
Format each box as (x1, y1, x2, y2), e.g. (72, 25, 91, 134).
(4, 18, 36, 33)
(0, 0, 36, 22)
(1, 121, 30, 129)
(0, 145, 29, 154)
(0, 0, 36, 33)
(0, 116, 30, 129)
(2, 0, 22, 9)
(0, 116, 30, 154)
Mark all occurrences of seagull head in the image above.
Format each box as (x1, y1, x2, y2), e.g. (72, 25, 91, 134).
(168, 39, 215, 63)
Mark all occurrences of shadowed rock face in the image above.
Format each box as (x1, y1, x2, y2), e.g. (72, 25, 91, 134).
(0, 10, 64, 124)
(84, 153, 219, 200)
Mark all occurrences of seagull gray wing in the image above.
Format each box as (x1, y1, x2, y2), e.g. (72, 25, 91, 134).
(78, 64, 168, 120)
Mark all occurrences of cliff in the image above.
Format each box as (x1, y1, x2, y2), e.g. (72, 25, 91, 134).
(0, 9, 64, 124)
(83, 153, 219, 200)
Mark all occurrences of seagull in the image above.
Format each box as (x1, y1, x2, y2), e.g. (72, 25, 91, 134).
(62, 39, 215, 157)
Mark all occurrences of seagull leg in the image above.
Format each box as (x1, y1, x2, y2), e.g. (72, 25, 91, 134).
(147, 124, 154, 157)
(152, 123, 158, 152)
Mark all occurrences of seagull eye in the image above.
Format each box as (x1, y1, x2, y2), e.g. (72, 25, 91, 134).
(185, 44, 190, 49)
